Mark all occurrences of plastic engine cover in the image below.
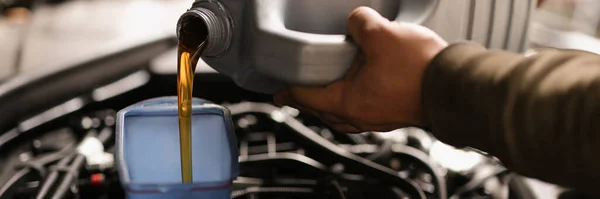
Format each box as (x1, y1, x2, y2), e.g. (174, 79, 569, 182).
(115, 96, 238, 199)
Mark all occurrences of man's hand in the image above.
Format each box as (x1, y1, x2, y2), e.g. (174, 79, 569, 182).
(273, 7, 448, 133)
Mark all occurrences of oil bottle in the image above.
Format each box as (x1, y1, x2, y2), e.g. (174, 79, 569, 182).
(177, 0, 535, 94)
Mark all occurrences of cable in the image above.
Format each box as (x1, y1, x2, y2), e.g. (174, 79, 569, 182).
(35, 131, 94, 198)
(346, 133, 369, 144)
(366, 140, 393, 161)
(0, 168, 31, 198)
(51, 154, 86, 199)
(35, 153, 75, 199)
(0, 129, 19, 150)
(329, 180, 347, 199)
(391, 143, 447, 199)
(96, 127, 112, 145)
(341, 140, 445, 197)
(0, 144, 75, 199)
(449, 167, 510, 199)
(31, 144, 74, 166)
(15, 143, 75, 177)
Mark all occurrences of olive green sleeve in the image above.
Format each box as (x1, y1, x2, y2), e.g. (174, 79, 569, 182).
(422, 42, 600, 194)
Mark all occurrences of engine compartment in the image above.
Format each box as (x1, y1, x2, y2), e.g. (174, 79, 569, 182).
(1, 0, 599, 198)
(0, 67, 541, 199)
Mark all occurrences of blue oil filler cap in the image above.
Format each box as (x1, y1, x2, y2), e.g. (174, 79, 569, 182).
(115, 96, 238, 199)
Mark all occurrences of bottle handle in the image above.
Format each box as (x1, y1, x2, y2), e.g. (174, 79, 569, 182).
(252, 0, 437, 85)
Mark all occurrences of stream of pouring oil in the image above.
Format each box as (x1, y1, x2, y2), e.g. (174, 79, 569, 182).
(177, 39, 207, 183)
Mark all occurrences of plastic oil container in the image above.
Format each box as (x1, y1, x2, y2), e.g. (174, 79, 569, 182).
(177, 0, 535, 94)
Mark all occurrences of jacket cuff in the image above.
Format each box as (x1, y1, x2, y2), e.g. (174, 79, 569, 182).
(420, 42, 486, 127)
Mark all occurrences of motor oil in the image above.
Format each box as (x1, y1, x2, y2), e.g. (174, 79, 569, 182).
(177, 0, 535, 94)
(177, 17, 209, 183)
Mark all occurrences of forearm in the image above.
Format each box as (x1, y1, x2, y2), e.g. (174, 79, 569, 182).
(422, 42, 600, 193)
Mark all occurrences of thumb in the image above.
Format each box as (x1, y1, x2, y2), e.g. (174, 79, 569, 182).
(346, 6, 389, 49)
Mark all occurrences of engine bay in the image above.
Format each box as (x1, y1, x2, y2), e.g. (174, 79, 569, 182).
(0, 67, 542, 199)
(0, 0, 597, 197)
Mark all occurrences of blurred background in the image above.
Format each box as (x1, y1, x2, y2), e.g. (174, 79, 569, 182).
(0, 0, 598, 199)
(0, 0, 598, 81)
(533, 0, 600, 53)
(0, 0, 188, 81)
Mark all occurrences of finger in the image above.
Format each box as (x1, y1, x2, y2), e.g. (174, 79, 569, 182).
(275, 89, 313, 114)
(320, 113, 346, 124)
(274, 89, 321, 117)
(343, 50, 366, 81)
(321, 113, 402, 133)
(329, 123, 362, 134)
(320, 119, 360, 133)
(361, 124, 402, 133)
(347, 6, 389, 49)
(288, 82, 343, 114)
(351, 122, 407, 133)
(295, 49, 364, 115)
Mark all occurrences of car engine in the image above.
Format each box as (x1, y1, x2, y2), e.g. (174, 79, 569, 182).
(0, 65, 540, 199)
(0, 0, 595, 198)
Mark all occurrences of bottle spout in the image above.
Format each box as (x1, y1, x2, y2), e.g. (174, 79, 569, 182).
(176, 1, 233, 58)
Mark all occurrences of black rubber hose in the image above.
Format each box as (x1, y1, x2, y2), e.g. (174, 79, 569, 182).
(51, 154, 86, 199)
(35, 153, 75, 199)
(96, 127, 112, 144)
(0, 143, 74, 199)
(36, 132, 93, 199)
(15, 143, 75, 178)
